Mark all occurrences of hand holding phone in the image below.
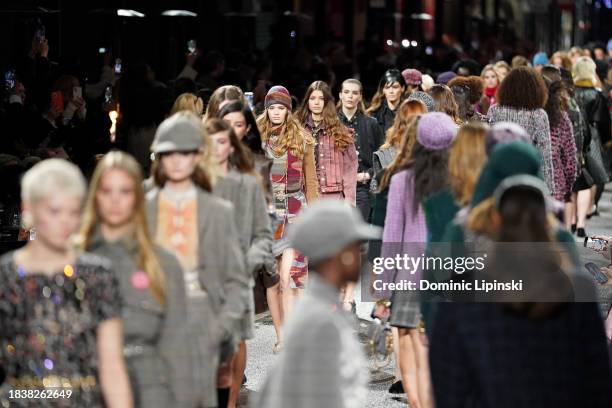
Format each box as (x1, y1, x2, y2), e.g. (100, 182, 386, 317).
(585, 262, 610, 285)
(51, 91, 64, 114)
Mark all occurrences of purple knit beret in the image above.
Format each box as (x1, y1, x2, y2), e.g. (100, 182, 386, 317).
(265, 85, 292, 110)
(436, 71, 457, 85)
(416, 112, 457, 150)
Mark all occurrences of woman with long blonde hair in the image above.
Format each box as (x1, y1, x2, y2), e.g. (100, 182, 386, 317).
(170, 92, 204, 116)
(79, 151, 194, 408)
(257, 86, 318, 351)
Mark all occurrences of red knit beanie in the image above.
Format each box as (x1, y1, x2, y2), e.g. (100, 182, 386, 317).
(265, 86, 292, 110)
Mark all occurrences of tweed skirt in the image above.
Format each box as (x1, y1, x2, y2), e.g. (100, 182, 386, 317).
(389, 288, 421, 329)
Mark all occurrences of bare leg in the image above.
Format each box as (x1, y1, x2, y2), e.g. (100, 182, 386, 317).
(588, 185, 597, 215)
(266, 282, 283, 344)
(576, 188, 592, 229)
(392, 327, 402, 381)
(398, 328, 421, 408)
(564, 199, 575, 230)
(228, 341, 247, 408)
(278, 248, 296, 318)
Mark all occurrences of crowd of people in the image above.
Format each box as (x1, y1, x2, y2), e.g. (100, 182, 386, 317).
(1, 30, 612, 408)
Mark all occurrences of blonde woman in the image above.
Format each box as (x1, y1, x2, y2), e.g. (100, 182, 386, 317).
(257, 86, 318, 347)
(478, 64, 500, 115)
(79, 151, 193, 408)
(170, 93, 204, 116)
(0, 159, 133, 407)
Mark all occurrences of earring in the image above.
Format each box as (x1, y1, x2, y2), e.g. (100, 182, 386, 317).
(21, 212, 33, 230)
(340, 251, 355, 266)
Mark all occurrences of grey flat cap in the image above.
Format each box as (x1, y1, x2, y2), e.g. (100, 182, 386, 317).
(151, 111, 204, 154)
(287, 200, 382, 264)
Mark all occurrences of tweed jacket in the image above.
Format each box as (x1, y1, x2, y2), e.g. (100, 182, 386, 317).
(253, 275, 368, 408)
(430, 299, 612, 408)
(214, 169, 275, 278)
(303, 116, 359, 204)
(145, 186, 249, 339)
(88, 232, 194, 408)
(487, 105, 556, 196)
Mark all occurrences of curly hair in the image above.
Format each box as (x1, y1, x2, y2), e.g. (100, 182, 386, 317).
(296, 81, 353, 151)
(496, 67, 548, 110)
(381, 99, 427, 149)
(448, 76, 484, 105)
(543, 78, 568, 129)
(256, 108, 314, 158)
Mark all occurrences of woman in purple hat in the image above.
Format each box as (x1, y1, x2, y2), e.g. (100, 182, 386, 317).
(379, 112, 457, 408)
(256, 86, 319, 352)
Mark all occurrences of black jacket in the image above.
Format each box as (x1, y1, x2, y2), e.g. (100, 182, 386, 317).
(574, 86, 611, 146)
(369, 101, 397, 137)
(338, 110, 384, 177)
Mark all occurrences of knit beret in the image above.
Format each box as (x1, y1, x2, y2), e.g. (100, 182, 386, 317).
(485, 122, 531, 154)
(436, 71, 457, 85)
(402, 68, 423, 86)
(471, 141, 542, 207)
(416, 112, 457, 150)
(265, 85, 292, 110)
(407, 91, 434, 112)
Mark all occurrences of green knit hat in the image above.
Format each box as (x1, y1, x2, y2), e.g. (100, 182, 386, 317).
(471, 141, 542, 207)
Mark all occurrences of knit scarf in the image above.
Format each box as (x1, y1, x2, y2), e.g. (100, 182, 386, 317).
(485, 86, 497, 98)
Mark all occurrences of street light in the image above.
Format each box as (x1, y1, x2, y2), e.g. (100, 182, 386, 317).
(161, 10, 198, 17)
(386, 39, 394, 46)
(411, 40, 418, 47)
(401, 39, 410, 48)
(117, 9, 145, 18)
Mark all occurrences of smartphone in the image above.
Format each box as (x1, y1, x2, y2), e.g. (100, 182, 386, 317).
(104, 85, 113, 104)
(34, 26, 46, 43)
(4, 70, 16, 91)
(114, 58, 122, 75)
(73, 86, 82, 100)
(584, 237, 607, 251)
(51, 91, 64, 112)
(187, 39, 197, 54)
(99, 47, 107, 54)
(244, 92, 254, 110)
(584, 262, 609, 284)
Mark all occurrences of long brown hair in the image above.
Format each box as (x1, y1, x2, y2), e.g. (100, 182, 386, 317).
(205, 85, 246, 120)
(381, 99, 427, 149)
(256, 107, 313, 158)
(430, 84, 461, 124)
(448, 122, 488, 206)
(379, 115, 420, 191)
(296, 80, 353, 151)
(204, 118, 255, 175)
(79, 151, 166, 306)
